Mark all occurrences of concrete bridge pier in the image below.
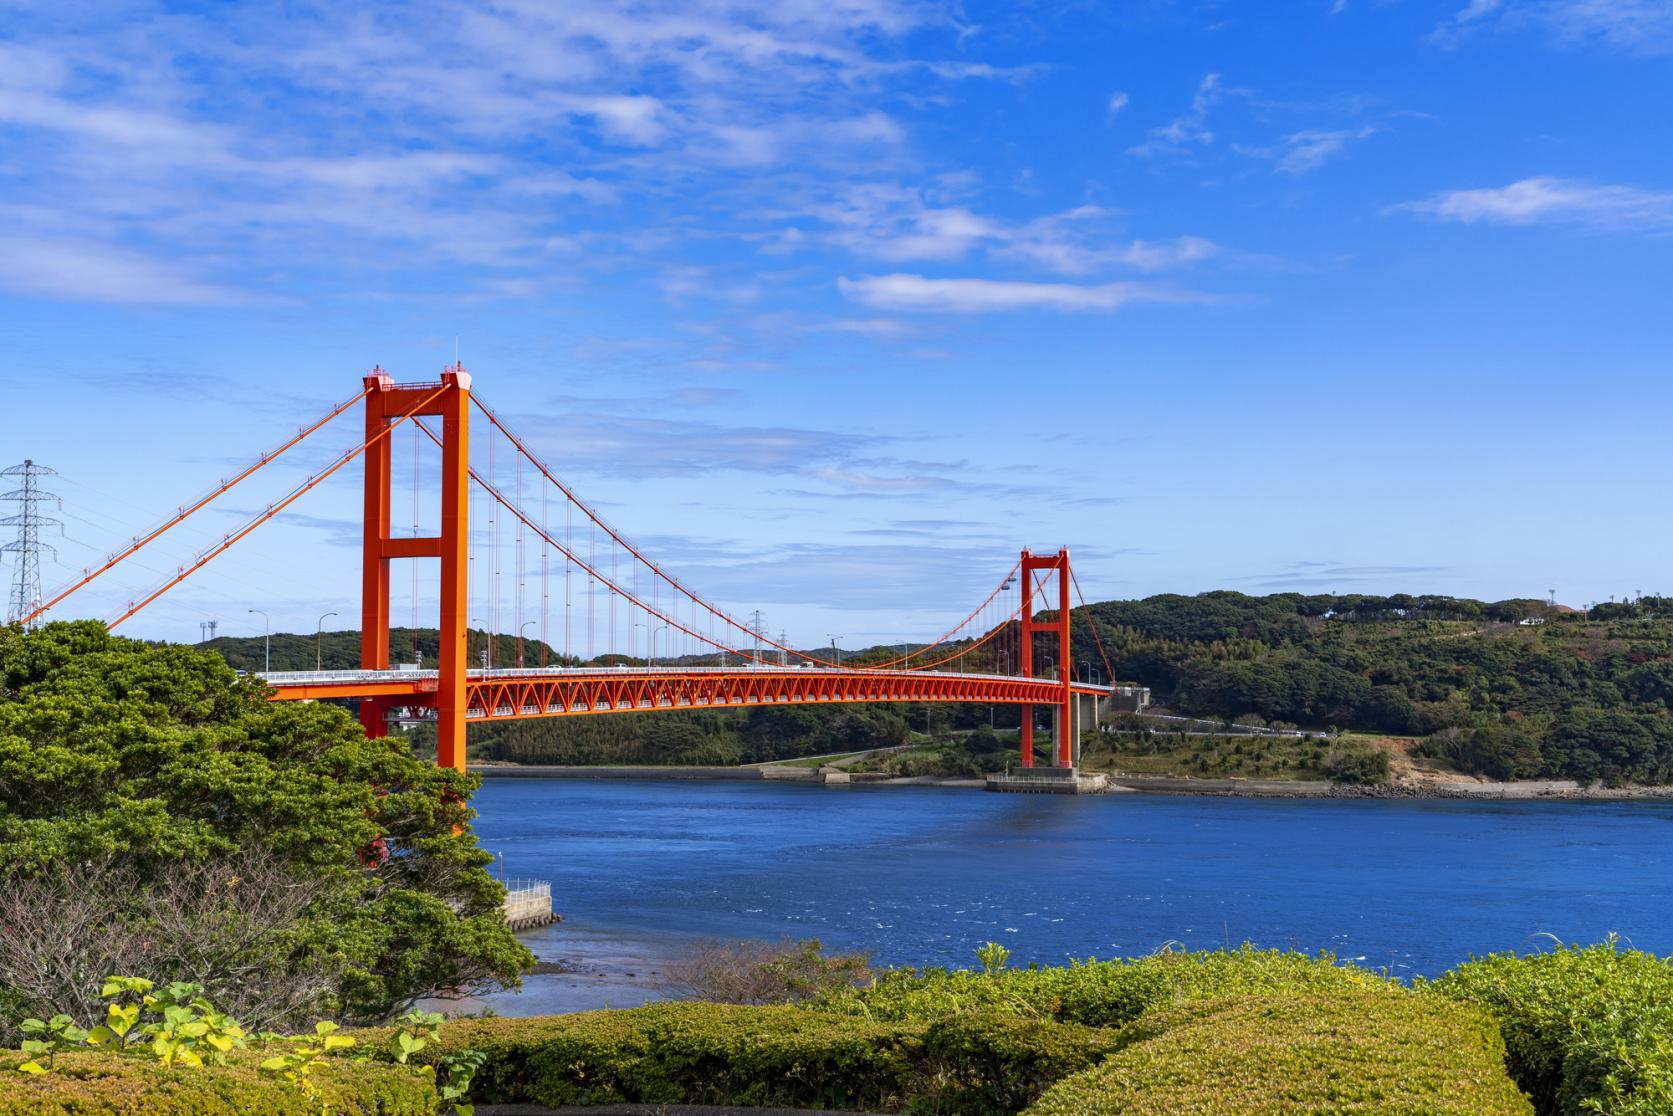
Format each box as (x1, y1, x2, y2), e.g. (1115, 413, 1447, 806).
(1051, 692, 1102, 767)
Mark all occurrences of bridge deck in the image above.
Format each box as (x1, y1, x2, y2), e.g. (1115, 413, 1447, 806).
(261, 665, 1119, 722)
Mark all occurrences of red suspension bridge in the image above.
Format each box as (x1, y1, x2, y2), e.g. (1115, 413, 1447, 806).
(21, 368, 1123, 772)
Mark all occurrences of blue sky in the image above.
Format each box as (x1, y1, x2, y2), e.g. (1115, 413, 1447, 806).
(1, 0, 1670, 649)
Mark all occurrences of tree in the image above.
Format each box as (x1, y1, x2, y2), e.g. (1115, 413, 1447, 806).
(0, 621, 531, 1031)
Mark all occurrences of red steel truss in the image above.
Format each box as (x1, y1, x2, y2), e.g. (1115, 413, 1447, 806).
(269, 668, 1105, 723)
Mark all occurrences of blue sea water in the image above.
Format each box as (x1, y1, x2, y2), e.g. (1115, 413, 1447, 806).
(465, 778, 1673, 1014)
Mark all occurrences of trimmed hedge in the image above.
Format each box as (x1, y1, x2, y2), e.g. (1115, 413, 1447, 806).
(1424, 942, 1673, 1116)
(817, 946, 1390, 1026)
(1025, 990, 1534, 1116)
(426, 1001, 1125, 1114)
(0, 1046, 437, 1115)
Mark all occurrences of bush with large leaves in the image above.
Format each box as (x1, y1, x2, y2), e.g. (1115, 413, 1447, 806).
(0, 621, 531, 1038)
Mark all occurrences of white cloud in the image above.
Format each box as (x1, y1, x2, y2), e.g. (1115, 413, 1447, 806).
(0, 236, 248, 306)
(1128, 73, 1247, 158)
(837, 273, 1210, 313)
(1107, 90, 1130, 116)
(1387, 176, 1673, 231)
(1269, 126, 1378, 175)
(1434, 0, 1673, 52)
(830, 318, 917, 337)
(808, 187, 1223, 276)
(0, 1, 1026, 306)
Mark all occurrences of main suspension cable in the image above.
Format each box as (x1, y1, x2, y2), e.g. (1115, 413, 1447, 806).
(107, 384, 446, 630)
(25, 385, 371, 626)
(470, 393, 1019, 670)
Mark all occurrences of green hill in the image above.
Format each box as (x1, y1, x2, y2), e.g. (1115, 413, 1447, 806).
(1067, 591, 1673, 785)
(201, 590, 1673, 785)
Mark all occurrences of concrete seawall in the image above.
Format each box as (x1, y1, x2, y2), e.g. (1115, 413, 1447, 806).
(472, 764, 801, 781)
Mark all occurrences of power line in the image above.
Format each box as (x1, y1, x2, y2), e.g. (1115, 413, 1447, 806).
(2, 460, 63, 628)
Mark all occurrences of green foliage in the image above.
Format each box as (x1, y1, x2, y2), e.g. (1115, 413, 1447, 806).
(424, 1001, 1125, 1115)
(385, 1008, 444, 1065)
(0, 1046, 438, 1114)
(1024, 991, 1533, 1116)
(975, 942, 1012, 975)
(923, 1012, 1124, 1114)
(0, 622, 530, 1028)
(1424, 939, 1673, 1115)
(428, 1003, 926, 1112)
(1323, 741, 1393, 784)
(19, 976, 250, 1072)
(15, 1015, 86, 1073)
(433, 1048, 486, 1116)
(816, 945, 1388, 1027)
(258, 1020, 356, 1101)
(1070, 592, 1673, 784)
(122, 979, 249, 1068)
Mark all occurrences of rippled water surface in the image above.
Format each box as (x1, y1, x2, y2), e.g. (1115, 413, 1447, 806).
(467, 778, 1673, 1014)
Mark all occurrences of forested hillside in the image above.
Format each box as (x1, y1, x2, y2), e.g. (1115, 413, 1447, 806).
(1069, 592, 1673, 785)
(203, 591, 1673, 785)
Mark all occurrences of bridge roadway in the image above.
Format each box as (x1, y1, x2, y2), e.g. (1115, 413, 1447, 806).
(261, 664, 1119, 723)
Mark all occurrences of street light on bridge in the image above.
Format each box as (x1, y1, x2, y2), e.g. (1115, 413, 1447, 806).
(519, 621, 537, 667)
(315, 611, 337, 671)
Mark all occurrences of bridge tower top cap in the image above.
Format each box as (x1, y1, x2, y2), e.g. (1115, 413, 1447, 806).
(364, 366, 394, 391)
(442, 363, 472, 390)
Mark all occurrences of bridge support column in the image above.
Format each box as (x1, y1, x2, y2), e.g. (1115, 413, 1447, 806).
(1018, 549, 1034, 769)
(1019, 547, 1074, 769)
(361, 366, 471, 769)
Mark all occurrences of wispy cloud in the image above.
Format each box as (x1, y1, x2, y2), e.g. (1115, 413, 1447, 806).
(0, 2, 1030, 306)
(1387, 176, 1673, 232)
(1238, 563, 1449, 589)
(1128, 73, 1249, 158)
(837, 274, 1213, 314)
(805, 186, 1225, 276)
(507, 411, 876, 478)
(1432, 0, 1673, 53)
(1263, 127, 1378, 175)
(0, 235, 249, 306)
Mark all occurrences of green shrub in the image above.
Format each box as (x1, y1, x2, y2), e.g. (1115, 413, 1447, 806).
(921, 1012, 1125, 1114)
(431, 1002, 924, 1111)
(1025, 991, 1533, 1116)
(1323, 742, 1392, 784)
(0, 1046, 437, 1115)
(817, 945, 1389, 1027)
(425, 1001, 1134, 1115)
(1424, 941, 1673, 1115)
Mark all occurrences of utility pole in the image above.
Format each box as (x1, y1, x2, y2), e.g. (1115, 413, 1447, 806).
(1, 460, 62, 629)
(778, 630, 788, 667)
(750, 609, 765, 664)
(828, 634, 842, 667)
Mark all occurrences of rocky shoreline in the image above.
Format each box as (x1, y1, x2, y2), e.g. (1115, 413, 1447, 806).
(470, 763, 1673, 802)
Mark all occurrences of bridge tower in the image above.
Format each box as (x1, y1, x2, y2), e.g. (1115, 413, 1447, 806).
(360, 366, 472, 770)
(1018, 547, 1074, 768)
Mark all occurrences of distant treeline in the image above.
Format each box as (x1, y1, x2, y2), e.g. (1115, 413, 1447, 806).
(203, 591, 1673, 785)
(1066, 591, 1673, 786)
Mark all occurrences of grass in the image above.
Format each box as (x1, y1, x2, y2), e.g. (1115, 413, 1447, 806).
(1078, 732, 1332, 781)
(773, 751, 871, 769)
